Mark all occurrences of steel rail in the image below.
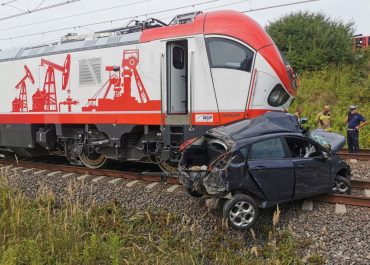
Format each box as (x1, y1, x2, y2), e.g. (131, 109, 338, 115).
(0, 158, 179, 184)
(337, 152, 370, 161)
(313, 194, 370, 208)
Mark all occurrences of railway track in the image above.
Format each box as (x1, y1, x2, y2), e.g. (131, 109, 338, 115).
(337, 149, 370, 160)
(313, 179, 370, 208)
(1, 157, 370, 208)
(0, 157, 179, 185)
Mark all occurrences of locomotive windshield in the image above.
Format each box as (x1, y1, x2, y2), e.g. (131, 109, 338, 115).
(206, 38, 254, 72)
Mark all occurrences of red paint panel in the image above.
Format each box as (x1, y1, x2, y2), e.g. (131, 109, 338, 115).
(140, 11, 273, 51)
(203, 11, 273, 50)
(259, 45, 297, 96)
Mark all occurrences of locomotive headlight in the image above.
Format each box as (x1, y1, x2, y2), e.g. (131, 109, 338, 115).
(268, 84, 290, 107)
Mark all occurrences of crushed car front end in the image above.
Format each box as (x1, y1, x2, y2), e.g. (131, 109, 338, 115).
(178, 129, 236, 197)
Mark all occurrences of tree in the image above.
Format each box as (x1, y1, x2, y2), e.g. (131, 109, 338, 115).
(266, 12, 355, 72)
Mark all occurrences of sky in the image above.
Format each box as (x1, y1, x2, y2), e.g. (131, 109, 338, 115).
(0, 0, 369, 51)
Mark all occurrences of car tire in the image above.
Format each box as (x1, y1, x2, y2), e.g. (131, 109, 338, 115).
(186, 187, 204, 198)
(223, 194, 259, 231)
(333, 175, 351, 194)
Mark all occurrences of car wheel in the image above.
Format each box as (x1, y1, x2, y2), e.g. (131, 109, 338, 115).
(223, 194, 259, 231)
(333, 176, 351, 194)
(186, 187, 203, 198)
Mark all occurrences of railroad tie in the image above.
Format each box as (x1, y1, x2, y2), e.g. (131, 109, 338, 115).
(167, 185, 180, 193)
(145, 182, 159, 190)
(61, 173, 76, 179)
(34, 170, 48, 175)
(22, 168, 35, 173)
(126, 180, 140, 187)
(335, 204, 347, 215)
(108, 178, 122, 184)
(77, 174, 88, 181)
(365, 190, 370, 198)
(301, 200, 313, 211)
(11, 167, 24, 172)
(47, 171, 61, 177)
(92, 176, 106, 183)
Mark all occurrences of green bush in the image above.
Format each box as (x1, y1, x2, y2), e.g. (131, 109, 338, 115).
(266, 12, 356, 72)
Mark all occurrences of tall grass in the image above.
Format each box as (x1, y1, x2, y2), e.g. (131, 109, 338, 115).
(0, 176, 323, 264)
(292, 64, 370, 148)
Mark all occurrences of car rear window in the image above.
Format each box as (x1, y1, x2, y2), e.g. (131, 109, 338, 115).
(250, 138, 285, 160)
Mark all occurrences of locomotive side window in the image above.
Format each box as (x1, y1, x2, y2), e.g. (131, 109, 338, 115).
(173, 47, 185, 70)
(206, 38, 254, 72)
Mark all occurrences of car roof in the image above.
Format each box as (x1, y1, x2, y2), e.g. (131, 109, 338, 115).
(208, 112, 301, 143)
(235, 132, 303, 147)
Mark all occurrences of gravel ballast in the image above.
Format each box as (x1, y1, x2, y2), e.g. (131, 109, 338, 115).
(2, 164, 370, 265)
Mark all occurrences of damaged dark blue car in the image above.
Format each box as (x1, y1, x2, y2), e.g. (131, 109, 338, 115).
(178, 112, 351, 231)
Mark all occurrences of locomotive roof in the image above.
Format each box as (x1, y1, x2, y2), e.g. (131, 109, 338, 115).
(0, 10, 273, 63)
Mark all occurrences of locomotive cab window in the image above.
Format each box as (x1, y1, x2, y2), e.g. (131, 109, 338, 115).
(206, 37, 254, 72)
(173, 47, 185, 70)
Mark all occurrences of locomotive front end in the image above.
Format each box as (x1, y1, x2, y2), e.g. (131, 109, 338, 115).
(203, 11, 299, 119)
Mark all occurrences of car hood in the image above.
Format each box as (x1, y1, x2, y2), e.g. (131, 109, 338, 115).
(309, 129, 346, 153)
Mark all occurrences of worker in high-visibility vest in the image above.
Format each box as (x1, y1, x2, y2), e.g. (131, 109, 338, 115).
(345, 105, 367, 153)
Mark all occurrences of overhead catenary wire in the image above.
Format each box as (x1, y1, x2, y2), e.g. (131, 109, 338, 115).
(0, 0, 82, 22)
(0, 0, 320, 45)
(0, 0, 17, 6)
(241, 0, 319, 13)
(0, 0, 152, 32)
(0, 0, 224, 42)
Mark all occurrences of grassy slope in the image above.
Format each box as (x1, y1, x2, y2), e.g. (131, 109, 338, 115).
(0, 180, 325, 265)
(291, 64, 370, 148)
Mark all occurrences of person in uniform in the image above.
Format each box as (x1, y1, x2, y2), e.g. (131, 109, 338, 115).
(315, 105, 332, 131)
(345, 105, 367, 153)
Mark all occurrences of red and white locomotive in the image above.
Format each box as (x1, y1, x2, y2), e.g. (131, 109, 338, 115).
(0, 10, 298, 171)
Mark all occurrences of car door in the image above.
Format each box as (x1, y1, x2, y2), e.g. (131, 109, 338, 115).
(284, 136, 331, 198)
(247, 137, 295, 203)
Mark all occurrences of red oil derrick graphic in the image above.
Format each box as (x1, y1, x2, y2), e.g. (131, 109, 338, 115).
(82, 49, 160, 112)
(31, 54, 77, 112)
(12, 66, 35, 112)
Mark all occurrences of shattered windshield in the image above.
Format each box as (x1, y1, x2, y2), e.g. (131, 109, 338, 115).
(308, 134, 331, 150)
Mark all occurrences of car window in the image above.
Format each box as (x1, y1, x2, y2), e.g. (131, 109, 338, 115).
(285, 137, 320, 158)
(206, 37, 254, 72)
(238, 146, 249, 159)
(250, 138, 285, 160)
